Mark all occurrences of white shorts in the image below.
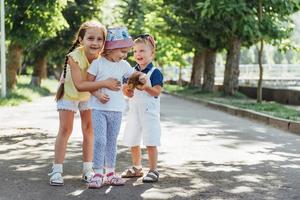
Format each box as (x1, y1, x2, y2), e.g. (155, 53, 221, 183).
(57, 99, 91, 113)
(123, 101, 161, 147)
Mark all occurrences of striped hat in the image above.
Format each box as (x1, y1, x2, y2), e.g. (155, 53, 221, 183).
(104, 27, 134, 50)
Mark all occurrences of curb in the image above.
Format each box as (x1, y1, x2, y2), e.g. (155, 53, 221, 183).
(164, 92, 300, 135)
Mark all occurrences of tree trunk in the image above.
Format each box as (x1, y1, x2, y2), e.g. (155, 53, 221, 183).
(223, 37, 241, 95)
(40, 56, 48, 79)
(53, 64, 63, 80)
(257, 0, 263, 103)
(257, 39, 264, 103)
(190, 49, 205, 87)
(177, 65, 183, 85)
(202, 49, 217, 92)
(30, 55, 47, 87)
(7, 43, 23, 89)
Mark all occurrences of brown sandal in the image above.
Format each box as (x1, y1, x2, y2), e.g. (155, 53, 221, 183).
(121, 167, 143, 178)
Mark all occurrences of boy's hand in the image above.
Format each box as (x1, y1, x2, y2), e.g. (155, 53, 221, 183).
(105, 78, 121, 91)
(137, 84, 150, 91)
(94, 91, 110, 104)
(127, 72, 146, 90)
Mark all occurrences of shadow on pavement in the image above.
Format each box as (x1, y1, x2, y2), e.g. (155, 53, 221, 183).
(0, 128, 175, 200)
(1, 118, 300, 200)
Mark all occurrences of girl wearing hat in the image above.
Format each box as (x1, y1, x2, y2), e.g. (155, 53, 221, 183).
(87, 27, 134, 188)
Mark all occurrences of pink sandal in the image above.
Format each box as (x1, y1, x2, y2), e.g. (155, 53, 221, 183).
(106, 172, 125, 186)
(88, 174, 105, 189)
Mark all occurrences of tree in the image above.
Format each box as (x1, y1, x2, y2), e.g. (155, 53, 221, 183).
(118, 0, 189, 77)
(254, 0, 300, 102)
(162, 0, 224, 91)
(198, 0, 300, 96)
(117, 0, 146, 36)
(5, 0, 68, 89)
(257, 0, 264, 103)
(197, 1, 260, 95)
(29, 0, 105, 86)
(29, 39, 52, 86)
(190, 49, 205, 87)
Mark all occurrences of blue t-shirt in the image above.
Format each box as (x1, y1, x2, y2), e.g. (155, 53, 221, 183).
(134, 62, 164, 87)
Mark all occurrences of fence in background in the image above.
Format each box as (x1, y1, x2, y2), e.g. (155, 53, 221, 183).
(164, 64, 300, 87)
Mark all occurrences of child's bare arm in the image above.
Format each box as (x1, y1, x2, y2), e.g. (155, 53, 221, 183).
(86, 73, 100, 97)
(86, 73, 96, 82)
(69, 57, 120, 91)
(86, 72, 111, 104)
(137, 71, 162, 96)
(142, 85, 162, 97)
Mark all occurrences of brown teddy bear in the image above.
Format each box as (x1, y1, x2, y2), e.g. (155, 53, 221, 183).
(127, 71, 146, 90)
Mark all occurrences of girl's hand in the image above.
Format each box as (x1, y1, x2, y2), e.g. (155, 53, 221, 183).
(104, 78, 121, 91)
(99, 93, 110, 104)
(94, 91, 110, 104)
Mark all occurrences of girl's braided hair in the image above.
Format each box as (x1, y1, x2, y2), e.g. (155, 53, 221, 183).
(55, 21, 107, 101)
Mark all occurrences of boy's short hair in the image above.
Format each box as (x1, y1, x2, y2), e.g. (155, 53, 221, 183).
(134, 34, 156, 51)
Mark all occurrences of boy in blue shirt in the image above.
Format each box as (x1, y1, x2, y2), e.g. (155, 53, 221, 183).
(122, 34, 163, 183)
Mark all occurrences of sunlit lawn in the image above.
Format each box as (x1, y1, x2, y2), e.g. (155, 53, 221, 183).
(0, 76, 57, 106)
(164, 84, 300, 121)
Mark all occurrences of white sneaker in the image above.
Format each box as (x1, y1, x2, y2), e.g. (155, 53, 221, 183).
(82, 170, 94, 183)
(48, 171, 64, 186)
(48, 164, 64, 186)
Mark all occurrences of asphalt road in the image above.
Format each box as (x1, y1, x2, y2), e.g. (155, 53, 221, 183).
(0, 94, 300, 200)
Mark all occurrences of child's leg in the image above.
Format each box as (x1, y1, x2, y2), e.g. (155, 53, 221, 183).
(50, 110, 74, 186)
(121, 146, 143, 178)
(146, 146, 157, 170)
(80, 109, 94, 182)
(54, 110, 74, 164)
(105, 111, 122, 170)
(131, 146, 142, 167)
(104, 111, 125, 186)
(92, 110, 107, 172)
(80, 109, 93, 162)
(89, 110, 107, 188)
(123, 102, 142, 167)
(142, 146, 159, 183)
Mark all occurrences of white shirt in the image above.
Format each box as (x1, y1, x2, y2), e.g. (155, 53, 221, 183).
(87, 57, 134, 112)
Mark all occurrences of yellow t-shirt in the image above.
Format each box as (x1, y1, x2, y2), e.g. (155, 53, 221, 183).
(63, 47, 91, 101)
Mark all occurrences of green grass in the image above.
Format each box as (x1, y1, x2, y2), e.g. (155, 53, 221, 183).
(164, 84, 300, 121)
(0, 75, 58, 106)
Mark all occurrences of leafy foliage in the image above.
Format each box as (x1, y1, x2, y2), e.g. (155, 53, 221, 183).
(5, 0, 68, 47)
(118, 0, 189, 67)
(33, 0, 105, 72)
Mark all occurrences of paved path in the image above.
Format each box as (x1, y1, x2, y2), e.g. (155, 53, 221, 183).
(1, 94, 300, 200)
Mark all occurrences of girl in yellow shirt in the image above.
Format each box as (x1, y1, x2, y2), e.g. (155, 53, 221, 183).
(49, 20, 120, 186)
